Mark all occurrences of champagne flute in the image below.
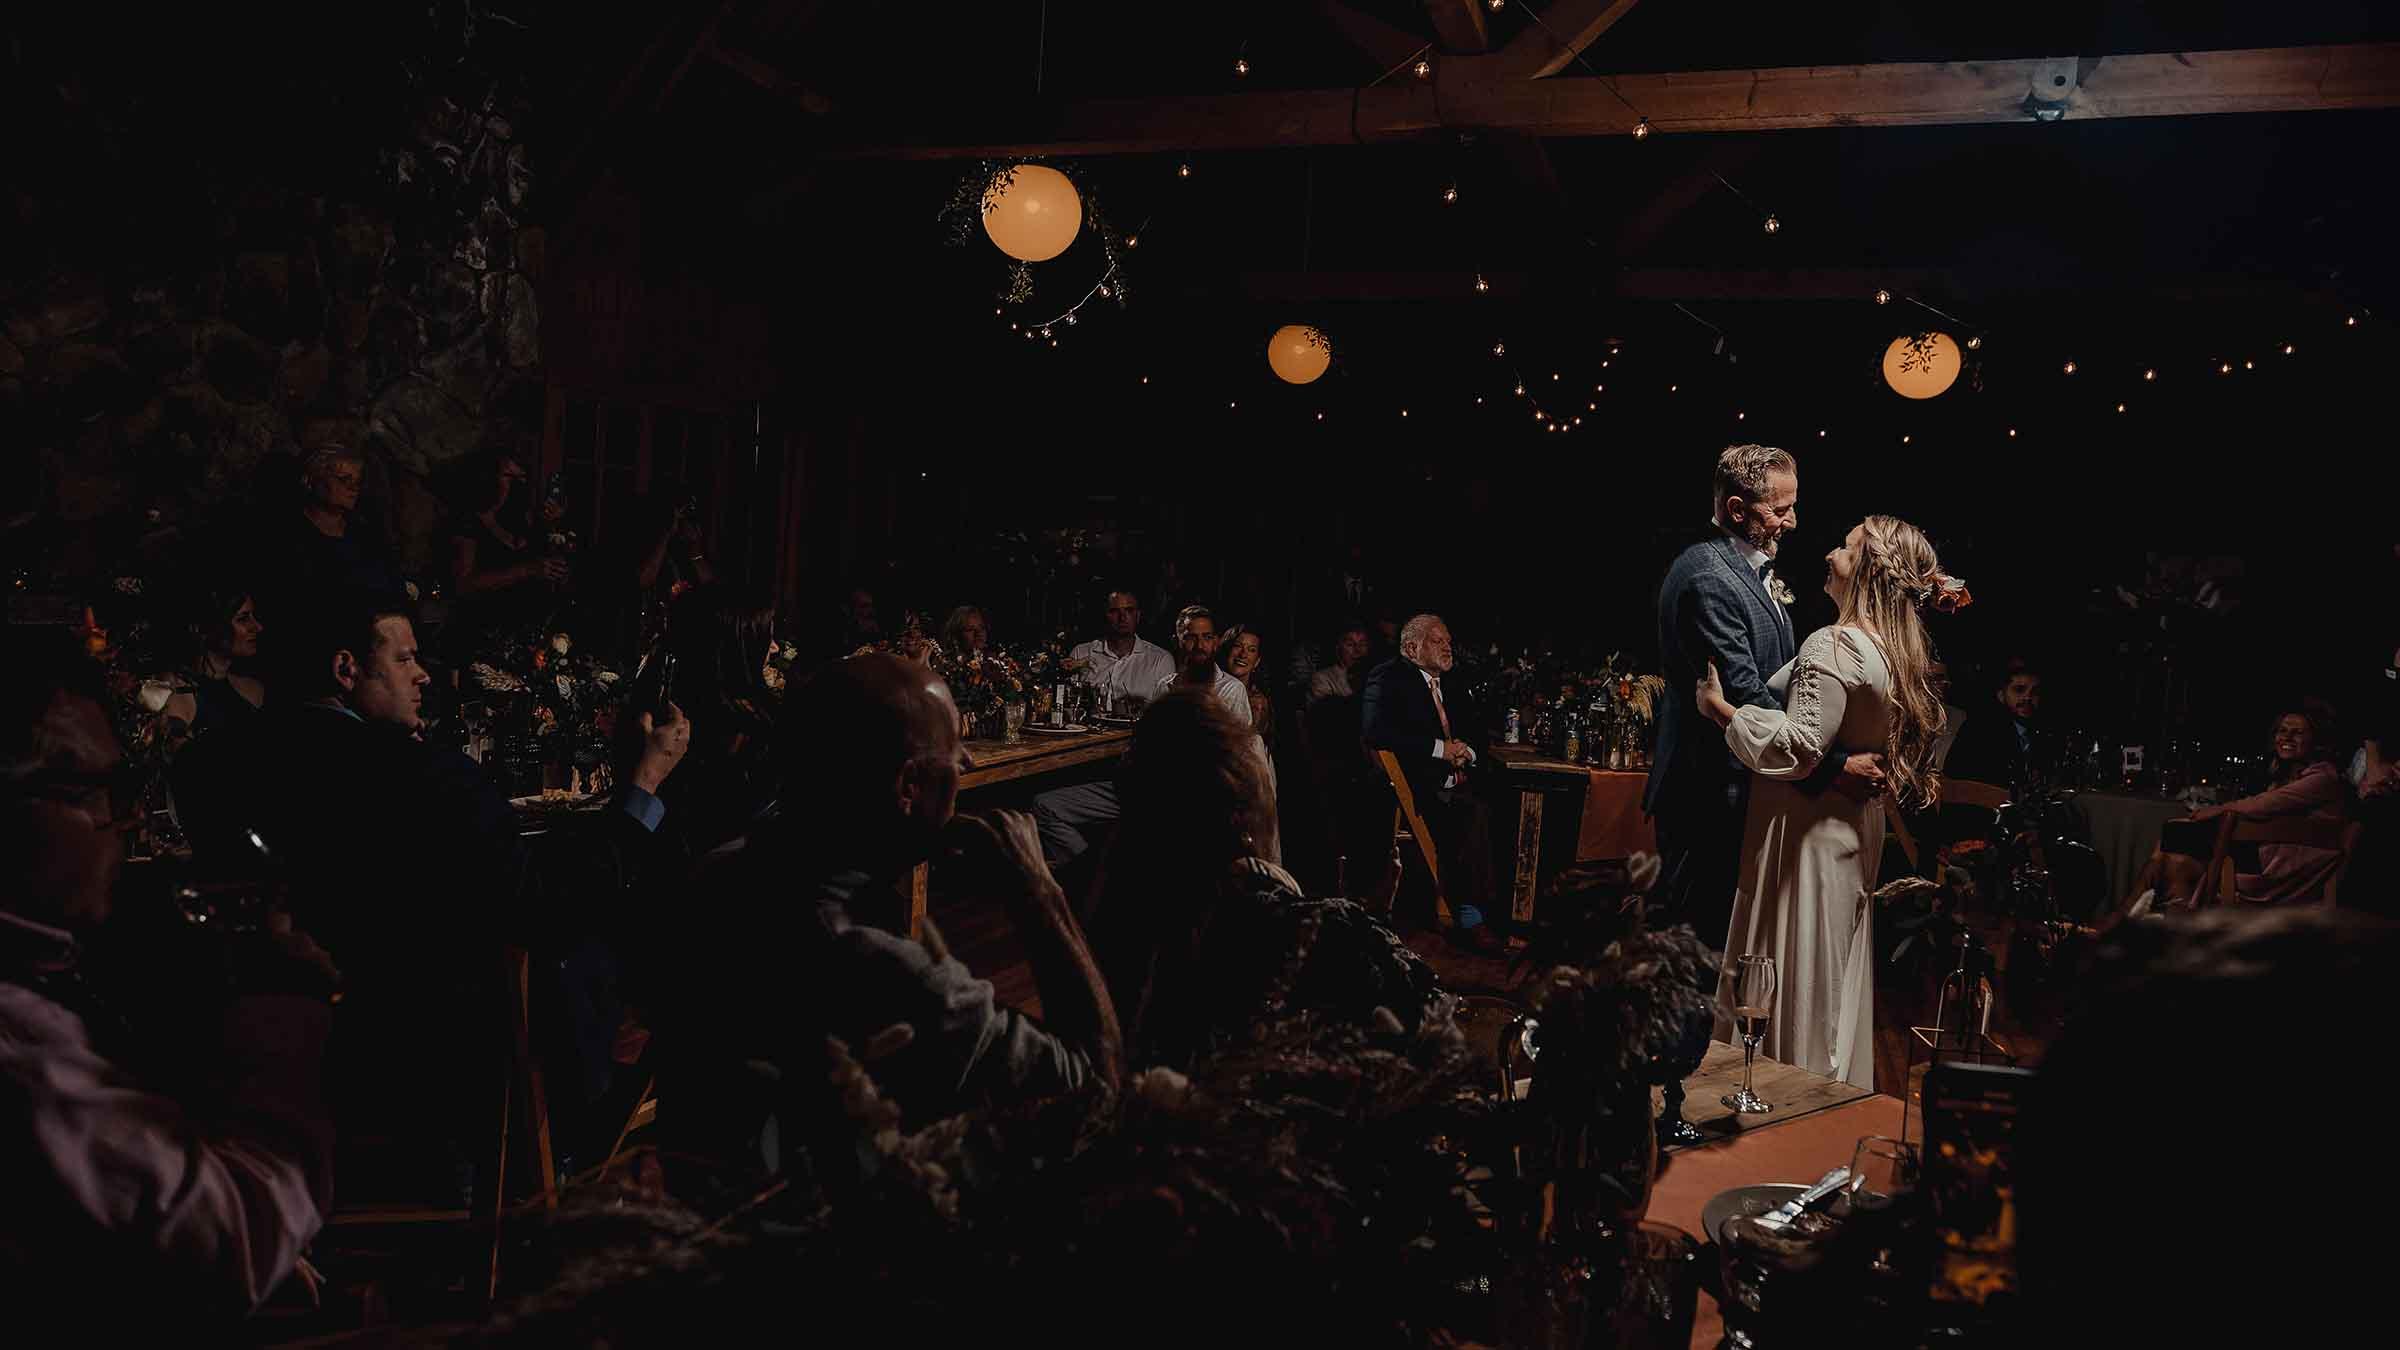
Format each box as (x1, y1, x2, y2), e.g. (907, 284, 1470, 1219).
(1722, 954, 1778, 1114)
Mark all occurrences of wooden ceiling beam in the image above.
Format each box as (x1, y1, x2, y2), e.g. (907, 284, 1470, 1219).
(1494, 0, 1643, 80)
(815, 42, 2400, 160)
(1423, 0, 1491, 55)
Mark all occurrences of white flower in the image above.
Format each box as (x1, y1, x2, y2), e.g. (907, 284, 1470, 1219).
(549, 632, 572, 656)
(137, 681, 174, 713)
(595, 670, 620, 686)
(113, 577, 143, 595)
(1765, 572, 1796, 606)
(556, 675, 576, 702)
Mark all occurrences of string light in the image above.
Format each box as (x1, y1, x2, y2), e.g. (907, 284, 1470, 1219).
(1233, 58, 1249, 78)
(1669, 384, 1678, 393)
(1401, 409, 1410, 417)
(1632, 117, 1651, 140)
(1736, 411, 1746, 420)
(2143, 368, 2156, 381)
(1474, 274, 1490, 293)
(1316, 412, 1324, 421)
(1587, 402, 1596, 410)
(1966, 336, 1983, 350)
(1902, 434, 1912, 444)
(1762, 214, 1781, 234)
(1492, 342, 1506, 356)
(1487, 0, 1504, 10)
(1874, 289, 1893, 305)
(2116, 403, 2127, 413)
(1551, 373, 1559, 381)
(1177, 163, 1193, 180)
(1062, 313, 1076, 325)
(2219, 361, 2233, 374)
(2348, 316, 2359, 327)
(1513, 382, 1526, 396)
(1413, 58, 1432, 80)
(2243, 359, 2255, 370)
(2062, 360, 2077, 374)
(1097, 284, 1111, 298)
(1441, 184, 1459, 205)
(2283, 343, 2296, 355)
(2008, 428, 2018, 437)
(1818, 429, 1827, 437)
(1140, 376, 1149, 384)
(1125, 234, 1140, 249)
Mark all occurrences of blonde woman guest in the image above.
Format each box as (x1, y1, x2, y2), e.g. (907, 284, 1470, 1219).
(1697, 516, 1960, 1088)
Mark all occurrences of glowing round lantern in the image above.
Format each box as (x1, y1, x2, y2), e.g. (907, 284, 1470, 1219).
(981, 165, 1082, 262)
(1881, 331, 1961, 399)
(1266, 324, 1332, 385)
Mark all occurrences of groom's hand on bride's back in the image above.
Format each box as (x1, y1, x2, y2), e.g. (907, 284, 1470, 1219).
(1834, 753, 1888, 802)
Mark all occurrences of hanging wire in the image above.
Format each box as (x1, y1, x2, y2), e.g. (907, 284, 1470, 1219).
(1035, 0, 1047, 97)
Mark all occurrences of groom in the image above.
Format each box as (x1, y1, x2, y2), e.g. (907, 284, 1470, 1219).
(1645, 444, 1880, 947)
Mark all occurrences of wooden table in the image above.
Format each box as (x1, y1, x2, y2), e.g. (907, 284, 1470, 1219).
(1490, 747, 1659, 924)
(907, 727, 1133, 939)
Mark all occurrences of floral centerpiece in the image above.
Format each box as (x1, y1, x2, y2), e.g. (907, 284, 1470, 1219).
(467, 626, 625, 769)
(934, 646, 1034, 737)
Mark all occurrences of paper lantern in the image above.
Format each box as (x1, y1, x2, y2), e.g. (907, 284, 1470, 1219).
(1882, 331, 1961, 399)
(982, 165, 1082, 262)
(1267, 324, 1332, 385)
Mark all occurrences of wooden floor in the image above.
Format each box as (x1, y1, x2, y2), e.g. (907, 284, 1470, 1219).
(930, 882, 2058, 1102)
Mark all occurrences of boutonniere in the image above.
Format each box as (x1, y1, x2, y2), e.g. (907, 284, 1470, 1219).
(1764, 571, 1796, 606)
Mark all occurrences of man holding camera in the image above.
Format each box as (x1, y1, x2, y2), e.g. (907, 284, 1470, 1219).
(2, 632, 336, 1320)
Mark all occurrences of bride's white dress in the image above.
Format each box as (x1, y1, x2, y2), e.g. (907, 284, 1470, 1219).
(1714, 625, 1890, 1090)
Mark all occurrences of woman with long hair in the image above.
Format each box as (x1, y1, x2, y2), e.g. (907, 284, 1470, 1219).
(1215, 623, 1275, 750)
(1093, 689, 1445, 1068)
(1696, 514, 1958, 1088)
(161, 582, 267, 736)
(2121, 699, 2352, 912)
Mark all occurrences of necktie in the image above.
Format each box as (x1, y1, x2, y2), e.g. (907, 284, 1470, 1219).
(1430, 677, 1454, 739)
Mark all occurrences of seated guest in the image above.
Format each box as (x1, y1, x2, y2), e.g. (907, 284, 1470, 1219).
(659, 584, 782, 858)
(1362, 613, 1503, 954)
(940, 605, 991, 660)
(2, 633, 337, 1322)
(2347, 646, 2400, 915)
(1308, 621, 1372, 704)
(644, 654, 1120, 1196)
(1945, 655, 2046, 788)
(830, 585, 885, 659)
(261, 446, 399, 623)
(161, 581, 267, 738)
(2119, 699, 2351, 912)
(1095, 689, 1445, 1068)
(1067, 589, 1176, 710)
(2020, 907, 2390, 1342)
(191, 592, 689, 1191)
(1218, 623, 1275, 750)
(1036, 605, 1250, 869)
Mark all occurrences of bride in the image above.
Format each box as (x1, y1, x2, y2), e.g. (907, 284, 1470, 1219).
(1695, 515, 1956, 1089)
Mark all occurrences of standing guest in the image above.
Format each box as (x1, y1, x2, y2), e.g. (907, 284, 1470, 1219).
(162, 583, 267, 738)
(269, 447, 398, 618)
(1645, 445, 1880, 947)
(442, 451, 569, 661)
(2, 632, 338, 1324)
(941, 605, 992, 659)
(596, 490, 713, 665)
(643, 654, 1119, 1198)
(1308, 622, 1373, 704)
(1066, 590, 1176, 711)
(1218, 624, 1275, 749)
(1946, 655, 2046, 788)
(660, 584, 783, 858)
(1362, 613, 1504, 955)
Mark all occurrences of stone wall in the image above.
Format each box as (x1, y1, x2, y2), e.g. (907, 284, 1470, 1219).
(2, 6, 547, 586)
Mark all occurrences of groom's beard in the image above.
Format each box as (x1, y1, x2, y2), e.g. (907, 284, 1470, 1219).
(1740, 516, 1782, 556)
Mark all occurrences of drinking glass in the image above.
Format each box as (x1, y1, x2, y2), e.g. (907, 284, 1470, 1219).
(1846, 1135, 1919, 1211)
(1001, 700, 1028, 745)
(1721, 954, 1778, 1114)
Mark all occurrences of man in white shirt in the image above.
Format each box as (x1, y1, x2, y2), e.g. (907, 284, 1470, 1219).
(1036, 604, 1245, 871)
(1068, 591, 1177, 712)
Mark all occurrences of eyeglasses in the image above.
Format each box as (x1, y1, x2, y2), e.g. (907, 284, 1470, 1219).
(9, 762, 151, 829)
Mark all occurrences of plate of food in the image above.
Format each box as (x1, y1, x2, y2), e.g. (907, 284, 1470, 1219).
(1028, 723, 1091, 735)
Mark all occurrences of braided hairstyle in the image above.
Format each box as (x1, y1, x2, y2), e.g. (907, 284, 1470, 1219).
(1835, 515, 1957, 810)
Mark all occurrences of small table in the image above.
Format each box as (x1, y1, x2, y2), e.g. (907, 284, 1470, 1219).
(1491, 747, 1659, 924)
(907, 727, 1133, 939)
(2073, 790, 2191, 913)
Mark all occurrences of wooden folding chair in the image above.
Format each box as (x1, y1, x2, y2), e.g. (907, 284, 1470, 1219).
(2201, 812, 2362, 907)
(1375, 749, 1456, 927)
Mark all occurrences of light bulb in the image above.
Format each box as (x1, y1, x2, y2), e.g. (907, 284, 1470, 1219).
(1587, 402, 1596, 410)
(1762, 214, 1780, 234)
(1514, 383, 1525, 395)
(1177, 164, 1192, 179)
(1669, 384, 1678, 392)
(2244, 359, 2254, 370)
(2283, 343, 2295, 354)
(1475, 396, 1483, 404)
(2116, 403, 2127, 413)
(2144, 368, 2156, 381)
(2008, 428, 2018, 437)
(1233, 58, 1249, 77)
(1818, 429, 1827, 437)
(2348, 316, 2359, 327)
(2062, 360, 2077, 374)
(1125, 234, 1140, 249)
(1140, 376, 1149, 384)
(1097, 284, 1111, 298)
(1632, 117, 1651, 140)
(1401, 409, 1409, 417)
(1413, 58, 1432, 80)
(1441, 184, 1459, 205)
(1316, 412, 1324, 421)
(1492, 341, 1506, 356)
(1040, 327, 1053, 338)
(2219, 362, 2232, 374)
(1736, 412, 1746, 420)
(1487, 0, 1504, 10)
(1601, 358, 1610, 368)
(1966, 335, 1982, 350)
(1902, 434, 1912, 444)
(1474, 275, 1489, 293)
(1063, 313, 1077, 326)
(1874, 289, 1892, 305)
(1049, 340, 1058, 347)
(1551, 372, 1559, 381)
(993, 308, 1002, 316)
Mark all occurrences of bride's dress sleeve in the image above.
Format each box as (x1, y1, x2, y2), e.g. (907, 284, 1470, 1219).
(1726, 627, 1856, 779)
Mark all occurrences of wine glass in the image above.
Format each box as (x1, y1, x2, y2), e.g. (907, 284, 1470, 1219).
(1846, 1135, 1918, 1210)
(1721, 954, 1777, 1114)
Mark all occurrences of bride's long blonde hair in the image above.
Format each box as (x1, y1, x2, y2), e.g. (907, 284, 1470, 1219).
(1837, 515, 1950, 810)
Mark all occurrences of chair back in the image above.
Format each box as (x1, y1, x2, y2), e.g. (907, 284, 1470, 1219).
(2205, 811, 2362, 906)
(1375, 749, 1454, 925)
(1944, 777, 2012, 813)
